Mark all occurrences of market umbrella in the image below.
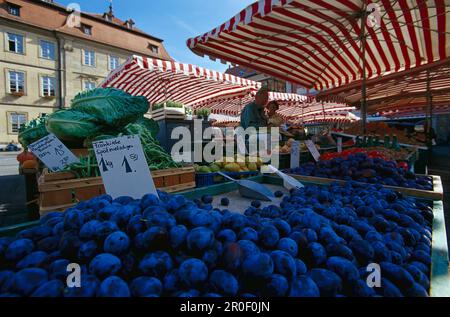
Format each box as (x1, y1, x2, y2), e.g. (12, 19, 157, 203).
(197, 91, 311, 116)
(101, 55, 261, 108)
(187, 0, 450, 132)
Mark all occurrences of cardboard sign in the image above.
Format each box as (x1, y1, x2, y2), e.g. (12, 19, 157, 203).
(290, 141, 300, 169)
(305, 140, 321, 162)
(28, 133, 79, 172)
(337, 137, 343, 153)
(92, 135, 158, 199)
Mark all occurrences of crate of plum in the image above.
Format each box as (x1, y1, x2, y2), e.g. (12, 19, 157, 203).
(0, 175, 447, 297)
(286, 153, 443, 201)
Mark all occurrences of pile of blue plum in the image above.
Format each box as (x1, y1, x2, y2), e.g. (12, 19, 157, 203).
(0, 181, 433, 297)
(287, 153, 433, 190)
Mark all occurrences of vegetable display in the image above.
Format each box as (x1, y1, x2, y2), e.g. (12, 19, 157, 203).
(17, 151, 36, 164)
(62, 119, 179, 177)
(0, 180, 433, 297)
(196, 108, 211, 119)
(46, 88, 149, 141)
(287, 153, 433, 190)
(18, 117, 49, 148)
(152, 101, 184, 111)
(344, 122, 425, 146)
(17, 88, 179, 175)
(320, 149, 389, 162)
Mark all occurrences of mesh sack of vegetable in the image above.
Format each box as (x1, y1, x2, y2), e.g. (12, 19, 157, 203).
(71, 88, 150, 127)
(46, 110, 103, 141)
(18, 117, 49, 148)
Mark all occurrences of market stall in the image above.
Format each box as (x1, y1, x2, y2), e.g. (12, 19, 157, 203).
(187, 0, 450, 132)
(1, 0, 448, 299)
(101, 55, 261, 109)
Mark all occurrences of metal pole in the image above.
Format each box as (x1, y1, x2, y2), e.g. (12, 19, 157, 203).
(426, 70, 433, 147)
(360, 3, 368, 135)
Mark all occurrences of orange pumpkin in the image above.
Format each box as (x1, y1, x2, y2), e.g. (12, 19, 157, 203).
(17, 151, 36, 163)
(22, 160, 38, 169)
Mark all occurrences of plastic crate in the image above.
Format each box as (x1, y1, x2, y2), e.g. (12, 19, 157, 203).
(195, 171, 259, 188)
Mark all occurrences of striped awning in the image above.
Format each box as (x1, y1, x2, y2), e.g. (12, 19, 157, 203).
(318, 59, 450, 113)
(291, 112, 361, 124)
(187, 0, 450, 91)
(200, 92, 354, 120)
(199, 92, 310, 115)
(381, 104, 450, 118)
(101, 55, 261, 107)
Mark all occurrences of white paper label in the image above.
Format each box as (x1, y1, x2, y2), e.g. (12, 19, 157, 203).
(92, 135, 158, 199)
(305, 140, 321, 162)
(237, 137, 247, 155)
(290, 141, 300, 169)
(337, 137, 343, 153)
(28, 133, 79, 172)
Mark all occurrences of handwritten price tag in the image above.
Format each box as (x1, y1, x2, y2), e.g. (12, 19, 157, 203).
(290, 141, 300, 169)
(337, 137, 343, 153)
(28, 133, 79, 172)
(92, 135, 158, 199)
(305, 140, 321, 162)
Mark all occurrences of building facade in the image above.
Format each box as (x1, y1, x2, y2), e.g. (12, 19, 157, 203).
(0, 0, 171, 143)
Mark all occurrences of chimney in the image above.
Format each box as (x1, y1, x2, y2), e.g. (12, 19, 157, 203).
(124, 19, 135, 29)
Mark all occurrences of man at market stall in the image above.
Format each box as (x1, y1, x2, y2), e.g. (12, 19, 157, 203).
(266, 101, 284, 128)
(240, 87, 269, 129)
(267, 101, 294, 139)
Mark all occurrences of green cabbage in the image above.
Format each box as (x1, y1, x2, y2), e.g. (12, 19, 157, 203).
(71, 88, 149, 127)
(46, 110, 103, 141)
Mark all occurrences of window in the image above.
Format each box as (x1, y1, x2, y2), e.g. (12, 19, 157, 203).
(41, 76, 56, 97)
(39, 40, 55, 60)
(8, 112, 27, 134)
(148, 44, 159, 55)
(7, 4, 20, 16)
(83, 49, 95, 67)
(8, 71, 25, 94)
(260, 78, 287, 93)
(7, 33, 24, 54)
(84, 80, 96, 91)
(81, 24, 92, 36)
(109, 55, 120, 70)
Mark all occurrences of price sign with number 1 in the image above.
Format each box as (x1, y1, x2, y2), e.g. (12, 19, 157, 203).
(92, 135, 158, 199)
(28, 133, 79, 172)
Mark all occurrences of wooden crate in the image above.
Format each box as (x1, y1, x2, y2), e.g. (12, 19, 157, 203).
(287, 173, 444, 201)
(70, 148, 89, 158)
(151, 106, 186, 121)
(38, 166, 196, 215)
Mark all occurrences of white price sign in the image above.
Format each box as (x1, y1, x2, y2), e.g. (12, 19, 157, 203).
(92, 135, 158, 199)
(290, 141, 300, 169)
(337, 137, 343, 153)
(237, 137, 247, 155)
(305, 140, 321, 162)
(28, 133, 79, 172)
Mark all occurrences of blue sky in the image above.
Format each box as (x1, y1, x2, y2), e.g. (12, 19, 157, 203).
(57, 0, 255, 72)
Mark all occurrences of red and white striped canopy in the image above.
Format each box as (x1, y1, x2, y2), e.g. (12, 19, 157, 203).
(318, 59, 450, 114)
(101, 55, 261, 107)
(199, 92, 310, 115)
(187, 0, 450, 91)
(381, 104, 450, 118)
(291, 111, 360, 124)
(200, 92, 354, 120)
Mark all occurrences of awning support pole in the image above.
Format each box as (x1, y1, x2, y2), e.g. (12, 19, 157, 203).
(360, 3, 368, 135)
(426, 70, 433, 147)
